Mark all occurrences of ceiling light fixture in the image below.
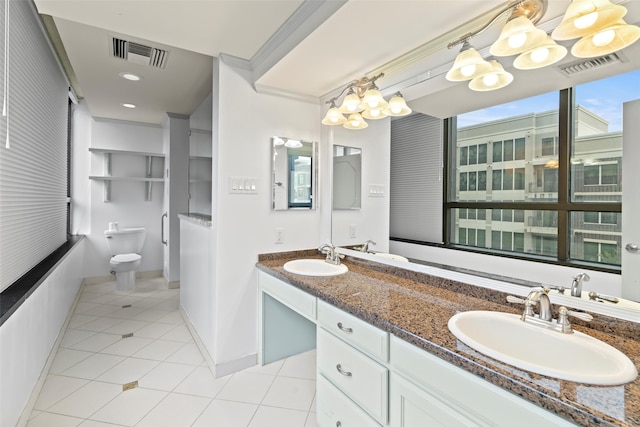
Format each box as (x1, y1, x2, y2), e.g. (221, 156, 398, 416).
(321, 73, 412, 130)
(446, 0, 639, 91)
(119, 72, 142, 81)
(121, 103, 136, 109)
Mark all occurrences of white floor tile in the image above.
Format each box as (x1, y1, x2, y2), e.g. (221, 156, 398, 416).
(85, 304, 124, 317)
(25, 411, 83, 427)
(174, 366, 230, 398)
(192, 399, 257, 427)
(248, 406, 308, 427)
(29, 410, 42, 420)
(165, 342, 203, 365)
(245, 359, 284, 376)
(67, 314, 99, 329)
(79, 420, 127, 427)
(216, 372, 275, 404)
(47, 381, 122, 418)
(49, 349, 95, 374)
(74, 316, 125, 332)
(68, 332, 121, 352)
(89, 387, 167, 427)
(131, 339, 184, 361)
(81, 293, 122, 305)
(261, 377, 316, 411)
(34, 375, 89, 411)
(74, 302, 103, 315)
(61, 353, 126, 380)
(138, 361, 196, 391)
(136, 393, 211, 427)
(133, 322, 177, 339)
(131, 309, 172, 323)
(96, 357, 159, 385)
(101, 319, 150, 335)
(152, 298, 179, 311)
(106, 306, 149, 320)
(100, 336, 155, 357)
(155, 311, 184, 324)
(159, 325, 192, 342)
(279, 350, 316, 380)
(60, 329, 98, 348)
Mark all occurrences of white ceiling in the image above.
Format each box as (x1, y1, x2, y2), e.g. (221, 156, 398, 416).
(33, 0, 640, 125)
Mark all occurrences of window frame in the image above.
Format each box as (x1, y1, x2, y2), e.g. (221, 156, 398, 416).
(442, 88, 622, 273)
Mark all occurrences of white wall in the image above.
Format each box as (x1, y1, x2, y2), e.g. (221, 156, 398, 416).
(207, 60, 323, 372)
(0, 240, 85, 427)
(330, 121, 391, 252)
(73, 115, 165, 278)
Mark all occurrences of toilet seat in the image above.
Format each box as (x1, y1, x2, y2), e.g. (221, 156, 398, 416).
(110, 253, 141, 264)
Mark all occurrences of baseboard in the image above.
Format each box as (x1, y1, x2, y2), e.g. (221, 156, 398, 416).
(179, 306, 257, 378)
(214, 353, 257, 378)
(166, 280, 180, 289)
(84, 269, 163, 285)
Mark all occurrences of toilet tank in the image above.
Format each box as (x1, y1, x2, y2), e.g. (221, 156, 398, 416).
(104, 227, 146, 254)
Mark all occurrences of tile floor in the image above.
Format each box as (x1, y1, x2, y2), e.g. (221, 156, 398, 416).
(25, 277, 319, 427)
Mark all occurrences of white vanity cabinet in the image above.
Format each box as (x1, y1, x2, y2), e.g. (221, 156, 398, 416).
(389, 336, 577, 427)
(257, 270, 579, 427)
(317, 300, 389, 426)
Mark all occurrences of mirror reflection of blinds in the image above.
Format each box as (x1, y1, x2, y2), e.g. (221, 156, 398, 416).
(0, 0, 69, 292)
(390, 113, 443, 243)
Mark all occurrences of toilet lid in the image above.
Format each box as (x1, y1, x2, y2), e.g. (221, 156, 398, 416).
(111, 253, 141, 263)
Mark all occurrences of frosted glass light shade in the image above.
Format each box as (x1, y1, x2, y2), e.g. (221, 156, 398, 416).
(362, 108, 389, 120)
(446, 47, 492, 81)
(343, 113, 368, 130)
(571, 20, 640, 57)
(385, 93, 412, 117)
(552, 0, 627, 40)
(490, 16, 549, 56)
(360, 88, 388, 110)
(338, 91, 363, 114)
(322, 106, 347, 125)
(514, 36, 568, 69)
(469, 60, 513, 91)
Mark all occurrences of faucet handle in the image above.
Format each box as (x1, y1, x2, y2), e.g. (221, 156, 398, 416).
(564, 307, 593, 322)
(506, 295, 526, 304)
(506, 295, 535, 317)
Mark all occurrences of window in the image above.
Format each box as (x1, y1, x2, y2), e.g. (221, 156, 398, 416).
(444, 71, 637, 269)
(478, 144, 487, 164)
(460, 147, 468, 166)
(468, 145, 477, 165)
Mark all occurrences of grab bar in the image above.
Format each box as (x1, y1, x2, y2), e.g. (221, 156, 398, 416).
(161, 212, 168, 246)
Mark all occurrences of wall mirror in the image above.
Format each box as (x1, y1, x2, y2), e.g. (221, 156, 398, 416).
(271, 137, 317, 210)
(333, 145, 362, 210)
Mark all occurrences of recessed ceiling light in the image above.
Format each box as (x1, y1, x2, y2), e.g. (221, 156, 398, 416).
(121, 103, 136, 109)
(119, 72, 142, 81)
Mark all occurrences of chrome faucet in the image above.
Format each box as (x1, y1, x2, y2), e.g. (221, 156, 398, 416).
(507, 287, 593, 333)
(318, 244, 344, 265)
(360, 240, 376, 253)
(570, 272, 590, 297)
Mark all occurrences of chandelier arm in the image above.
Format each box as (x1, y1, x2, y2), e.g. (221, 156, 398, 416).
(447, 0, 524, 49)
(326, 79, 360, 105)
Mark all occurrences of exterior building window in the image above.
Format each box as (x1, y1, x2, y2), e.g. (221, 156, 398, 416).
(478, 144, 487, 164)
(493, 141, 502, 162)
(584, 163, 618, 185)
(460, 147, 468, 166)
(541, 137, 558, 156)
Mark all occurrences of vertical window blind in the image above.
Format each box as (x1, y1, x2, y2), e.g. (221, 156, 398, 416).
(0, 0, 69, 292)
(390, 113, 443, 243)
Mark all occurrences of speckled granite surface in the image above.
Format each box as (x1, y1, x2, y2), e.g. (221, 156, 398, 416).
(257, 250, 640, 427)
(178, 213, 212, 228)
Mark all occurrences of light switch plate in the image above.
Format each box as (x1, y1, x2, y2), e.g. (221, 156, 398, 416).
(229, 177, 257, 194)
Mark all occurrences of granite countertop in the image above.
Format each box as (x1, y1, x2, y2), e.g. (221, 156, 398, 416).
(178, 213, 212, 228)
(256, 250, 640, 427)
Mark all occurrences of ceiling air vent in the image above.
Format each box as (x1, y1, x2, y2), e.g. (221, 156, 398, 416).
(110, 37, 169, 69)
(559, 52, 623, 76)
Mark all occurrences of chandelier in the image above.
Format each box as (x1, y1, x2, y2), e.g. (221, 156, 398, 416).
(446, 0, 640, 92)
(321, 73, 412, 130)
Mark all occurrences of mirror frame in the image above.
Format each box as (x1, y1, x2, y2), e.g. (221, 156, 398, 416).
(271, 137, 318, 211)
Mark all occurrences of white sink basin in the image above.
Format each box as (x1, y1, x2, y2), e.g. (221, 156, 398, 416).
(372, 252, 409, 262)
(283, 259, 348, 277)
(448, 311, 638, 385)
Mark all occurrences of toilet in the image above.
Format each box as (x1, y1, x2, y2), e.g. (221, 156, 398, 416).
(104, 226, 146, 292)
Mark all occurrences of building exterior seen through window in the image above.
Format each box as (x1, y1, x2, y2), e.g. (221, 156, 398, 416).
(448, 70, 638, 268)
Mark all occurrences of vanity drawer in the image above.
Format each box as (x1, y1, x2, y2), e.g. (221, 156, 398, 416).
(317, 327, 388, 424)
(317, 299, 389, 362)
(258, 271, 316, 321)
(317, 373, 382, 427)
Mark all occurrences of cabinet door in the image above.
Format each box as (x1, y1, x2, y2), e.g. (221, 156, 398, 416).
(317, 374, 382, 427)
(390, 373, 476, 427)
(317, 328, 388, 424)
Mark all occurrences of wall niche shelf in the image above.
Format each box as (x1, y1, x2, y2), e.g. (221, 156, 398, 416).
(89, 148, 165, 202)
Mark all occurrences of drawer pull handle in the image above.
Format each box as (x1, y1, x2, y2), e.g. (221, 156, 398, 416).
(336, 364, 352, 377)
(337, 322, 353, 333)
